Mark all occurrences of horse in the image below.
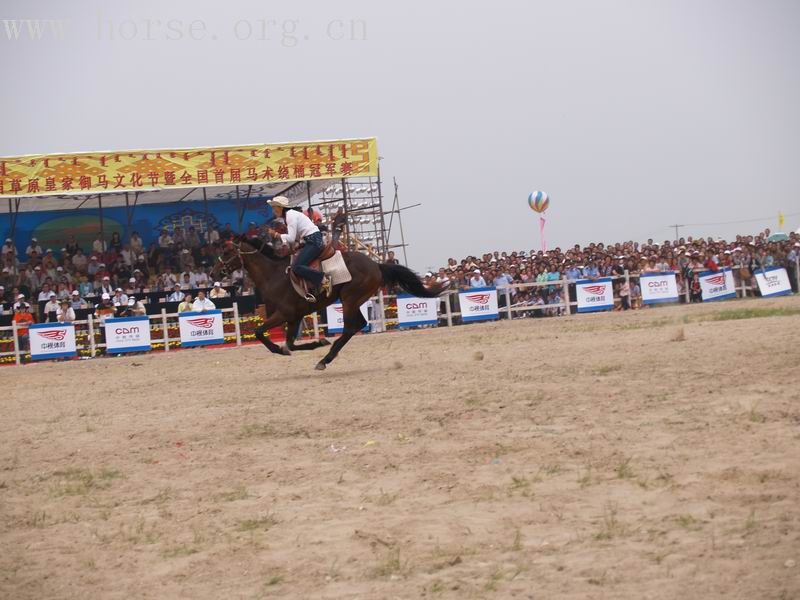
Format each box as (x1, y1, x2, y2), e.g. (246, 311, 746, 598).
(214, 235, 445, 370)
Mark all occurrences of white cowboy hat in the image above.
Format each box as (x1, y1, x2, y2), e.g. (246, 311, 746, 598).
(267, 196, 290, 209)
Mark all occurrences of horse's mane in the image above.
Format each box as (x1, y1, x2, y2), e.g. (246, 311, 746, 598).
(237, 234, 287, 261)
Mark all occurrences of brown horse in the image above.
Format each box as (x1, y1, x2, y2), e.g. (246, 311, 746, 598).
(215, 236, 445, 370)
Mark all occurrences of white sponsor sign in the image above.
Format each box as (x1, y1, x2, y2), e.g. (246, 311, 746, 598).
(178, 310, 225, 347)
(576, 278, 614, 313)
(640, 272, 679, 305)
(699, 268, 736, 301)
(105, 316, 152, 353)
(754, 267, 792, 297)
(326, 301, 371, 334)
(29, 323, 77, 360)
(458, 287, 499, 322)
(396, 294, 438, 327)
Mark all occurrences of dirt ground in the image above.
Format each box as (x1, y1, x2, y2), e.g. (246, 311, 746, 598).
(2, 296, 800, 600)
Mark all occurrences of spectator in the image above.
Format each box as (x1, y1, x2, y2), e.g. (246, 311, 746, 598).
(122, 296, 146, 317)
(94, 293, 116, 325)
(70, 289, 86, 309)
(209, 281, 228, 299)
(92, 233, 107, 254)
(13, 302, 35, 350)
(56, 298, 76, 323)
(168, 283, 185, 302)
(26, 237, 42, 258)
(469, 269, 486, 288)
(178, 293, 194, 313)
(192, 290, 215, 312)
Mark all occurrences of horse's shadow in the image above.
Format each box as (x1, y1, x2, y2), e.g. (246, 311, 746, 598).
(281, 366, 384, 381)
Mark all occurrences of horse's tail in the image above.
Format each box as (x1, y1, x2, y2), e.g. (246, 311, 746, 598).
(379, 263, 445, 298)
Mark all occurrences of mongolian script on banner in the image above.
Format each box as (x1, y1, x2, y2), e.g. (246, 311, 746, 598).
(0, 138, 378, 198)
(29, 323, 77, 360)
(640, 272, 679, 305)
(576, 278, 614, 313)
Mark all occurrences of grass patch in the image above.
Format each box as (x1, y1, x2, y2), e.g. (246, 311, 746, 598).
(237, 423, 277, 439)
(704, 306, 800, 322)
(140, 487, 173, 506)
(236, 514, 277, 532)
(593, 364, 622, 376)
(593, 502, 627, 541)
(49, 467, 122, 496)
(215, 484, 249, 502)
(615, 456, 635, 480)
(161, 544, 199, 558)
(371, 548, 407, 578)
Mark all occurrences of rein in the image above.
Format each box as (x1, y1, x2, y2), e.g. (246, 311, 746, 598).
(217, 238, 268, 276)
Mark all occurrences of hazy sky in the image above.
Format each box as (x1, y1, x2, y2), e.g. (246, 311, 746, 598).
(2, 0, 798, 271)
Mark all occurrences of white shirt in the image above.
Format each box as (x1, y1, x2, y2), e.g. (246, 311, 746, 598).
(57, 307, 76, 322)
(168, 290, 185, 302)
(280, 210, 320, 245)
(192, 297, 216, 312)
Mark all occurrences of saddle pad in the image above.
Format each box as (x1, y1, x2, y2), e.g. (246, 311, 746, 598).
(321, 251, 352, 286)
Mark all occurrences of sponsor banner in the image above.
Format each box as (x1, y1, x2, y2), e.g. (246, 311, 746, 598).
(576, 278, 614, 313)
(326, 301, 371, 334)
(640, 272, 680, 305)
(178, 310, 225, 347)
(754, 266, 792, 297)
(699, 268, 736, 302)
(29, 323, 77, 360)
(396, 294, 439, 327)
(0, 138, 378, 198)
(105, 316, 152, 353)
(458, 287, 499, 322)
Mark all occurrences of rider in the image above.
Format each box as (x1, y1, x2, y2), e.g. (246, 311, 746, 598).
(267, 196, 331, 303)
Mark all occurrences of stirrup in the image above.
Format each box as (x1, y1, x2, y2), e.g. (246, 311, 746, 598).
(320, 275, 332, 297)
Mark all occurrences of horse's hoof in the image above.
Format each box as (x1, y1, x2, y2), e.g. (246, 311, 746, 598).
(315, 362, 326, 371)
(319, 338, 331, 347)
(281, 346, 292, 356)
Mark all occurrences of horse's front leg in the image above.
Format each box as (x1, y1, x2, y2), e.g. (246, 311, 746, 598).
(254, 312, 291, 356)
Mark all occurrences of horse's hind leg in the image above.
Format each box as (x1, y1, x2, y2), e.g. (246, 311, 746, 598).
(285, 318, 331, 351)
(314, 310, 366, 371)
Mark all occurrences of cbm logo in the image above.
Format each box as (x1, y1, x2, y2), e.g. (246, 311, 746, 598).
(406, 301, 428, 310)
(115, 326, 140, 335)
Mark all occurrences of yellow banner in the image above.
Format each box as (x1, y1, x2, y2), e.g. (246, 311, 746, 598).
(0, 137, 378, 199)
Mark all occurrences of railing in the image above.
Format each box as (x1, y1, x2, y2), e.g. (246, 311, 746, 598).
(2, 260, 798, 366)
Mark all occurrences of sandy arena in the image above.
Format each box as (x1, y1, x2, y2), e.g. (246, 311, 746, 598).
(3, 296, 800, 599)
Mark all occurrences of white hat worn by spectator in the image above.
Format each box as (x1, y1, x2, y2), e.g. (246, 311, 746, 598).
(17, 293, 25, 299)
(213, 282, 221, 287)
(71, 290, 79, 295)
(129, 277, 136, 283)
(101, 292, 110, 300)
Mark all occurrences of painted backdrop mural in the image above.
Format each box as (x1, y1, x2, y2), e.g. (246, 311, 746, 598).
(1, 198, 273, 254)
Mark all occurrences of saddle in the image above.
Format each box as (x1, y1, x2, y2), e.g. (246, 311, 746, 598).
(287, 242, 340, 301)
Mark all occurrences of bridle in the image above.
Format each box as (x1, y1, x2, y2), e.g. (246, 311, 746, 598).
(216, 238, 265, 276)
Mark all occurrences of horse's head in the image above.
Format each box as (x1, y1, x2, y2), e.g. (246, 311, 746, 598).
(213, 239, 245, 279)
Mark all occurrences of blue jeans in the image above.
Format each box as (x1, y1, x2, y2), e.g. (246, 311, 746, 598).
(293, 232, 324, 287)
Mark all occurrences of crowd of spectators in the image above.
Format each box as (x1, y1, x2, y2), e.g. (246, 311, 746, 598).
(1, 218, 799, 342)
(423, 229, 800, 313)
(0, 224, 256, 344)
